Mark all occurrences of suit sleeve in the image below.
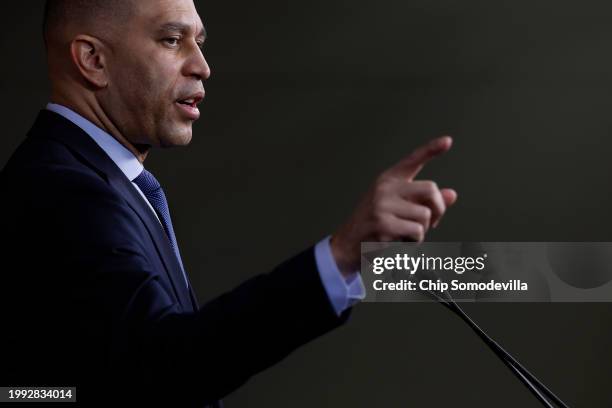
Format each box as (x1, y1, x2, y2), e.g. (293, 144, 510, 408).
(9, 166, 351, 406)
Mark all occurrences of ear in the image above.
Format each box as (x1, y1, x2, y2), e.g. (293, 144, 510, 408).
(70, 34, 109, 88)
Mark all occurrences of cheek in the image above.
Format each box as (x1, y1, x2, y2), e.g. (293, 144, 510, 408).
(121, 54, 171, 103)
(144, 62, 182, 118)
(112, 61, 154, 112)
(110, 49, 189, 142)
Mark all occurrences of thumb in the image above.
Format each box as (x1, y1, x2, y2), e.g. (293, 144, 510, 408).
(441, 188, 458, 207)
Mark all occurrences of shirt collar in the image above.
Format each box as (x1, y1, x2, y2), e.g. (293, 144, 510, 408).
(46, 103, 143, 181)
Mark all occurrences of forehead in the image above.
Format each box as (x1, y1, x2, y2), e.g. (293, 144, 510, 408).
(133, 0, 204, 32)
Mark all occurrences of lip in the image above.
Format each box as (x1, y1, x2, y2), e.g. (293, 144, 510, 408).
(175, 101, 200, 120)
(175, 91, 205, 120)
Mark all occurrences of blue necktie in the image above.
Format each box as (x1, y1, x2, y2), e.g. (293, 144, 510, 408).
(132, 169, 189, 288)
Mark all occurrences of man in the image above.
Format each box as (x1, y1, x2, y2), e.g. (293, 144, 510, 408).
(0, 0, 457, 406)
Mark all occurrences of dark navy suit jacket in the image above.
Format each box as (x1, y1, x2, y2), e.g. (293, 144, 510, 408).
(0, 110, 350, 406)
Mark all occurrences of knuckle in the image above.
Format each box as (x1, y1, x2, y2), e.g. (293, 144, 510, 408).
(377, 216, 395, 235)
(372, 198, 389, 219)
(373, 181, 389, 197)
(421, 206, 432, 220)
(404, 223, 424, 242)
(378, 216, 394, 233)
(377, 171, 392, 182)
(375, 172, 393, 187)
(425, 180, 438, 193)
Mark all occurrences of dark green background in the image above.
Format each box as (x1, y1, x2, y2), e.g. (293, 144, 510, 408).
(2, 1, 611, 406)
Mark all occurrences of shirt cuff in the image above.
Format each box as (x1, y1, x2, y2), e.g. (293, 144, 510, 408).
(314, 235, 366, 316)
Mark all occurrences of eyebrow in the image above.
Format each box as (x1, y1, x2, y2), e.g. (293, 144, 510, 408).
(157, 22, 207, 41)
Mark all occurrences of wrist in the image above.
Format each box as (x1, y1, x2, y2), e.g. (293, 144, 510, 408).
(330, 234, 358, 279)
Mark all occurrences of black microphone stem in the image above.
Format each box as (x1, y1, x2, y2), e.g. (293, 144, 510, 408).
(430, 290, 570, 408)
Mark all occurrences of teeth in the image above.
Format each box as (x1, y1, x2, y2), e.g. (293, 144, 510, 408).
(184, 99, 194, 104)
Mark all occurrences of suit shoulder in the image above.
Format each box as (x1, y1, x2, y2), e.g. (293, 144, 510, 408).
(2, 144, 145, 257)
(2, 135, 116, 201)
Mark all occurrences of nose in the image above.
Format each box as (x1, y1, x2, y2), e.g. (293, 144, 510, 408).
(184, 43, 211, 81)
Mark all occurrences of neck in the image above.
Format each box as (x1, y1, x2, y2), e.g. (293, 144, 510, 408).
(50, 93, 150, 163)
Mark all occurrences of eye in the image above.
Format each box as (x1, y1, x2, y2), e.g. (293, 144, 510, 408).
(163, 37, 180, 47)
(196, 41, 205, 50)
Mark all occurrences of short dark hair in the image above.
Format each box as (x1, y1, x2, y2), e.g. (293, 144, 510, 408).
(43, 0, 132, 47)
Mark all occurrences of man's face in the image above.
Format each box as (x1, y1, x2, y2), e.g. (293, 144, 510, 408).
(100, 0, 210, 148)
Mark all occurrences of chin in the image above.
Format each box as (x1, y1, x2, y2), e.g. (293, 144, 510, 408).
(159, 127, 193, 147)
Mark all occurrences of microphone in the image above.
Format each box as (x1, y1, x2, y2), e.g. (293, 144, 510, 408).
(427, 289, 569, 408)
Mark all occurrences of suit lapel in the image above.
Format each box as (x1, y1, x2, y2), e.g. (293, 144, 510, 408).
(108, 173, 194, 311)
(29, 110, 194, 311)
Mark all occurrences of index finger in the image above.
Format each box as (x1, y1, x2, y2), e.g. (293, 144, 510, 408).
(388, 136, 453, 180)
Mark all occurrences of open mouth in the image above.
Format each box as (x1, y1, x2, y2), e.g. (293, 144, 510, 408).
(177, 99, 198, 108)
(175, 92, 204, 120)
(176, 91, 204, 107)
